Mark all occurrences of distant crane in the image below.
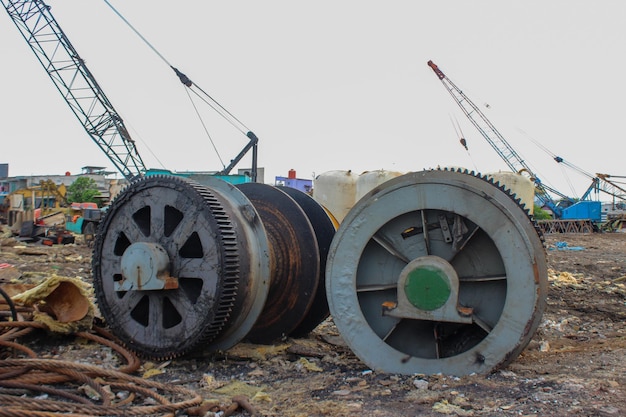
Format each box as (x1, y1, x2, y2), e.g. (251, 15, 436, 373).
(427, 61, 569, 211)
(427, 60, 601, 228)
(593, 174, 626, 203)
(2, 0, 147, 181)
(531, 143, 626, 205)
(554, 159, 626, 204)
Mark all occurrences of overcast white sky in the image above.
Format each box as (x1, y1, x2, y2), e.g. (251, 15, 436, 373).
(1, 1, 625, 201)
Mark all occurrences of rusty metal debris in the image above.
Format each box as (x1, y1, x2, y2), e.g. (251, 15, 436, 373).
(0, 271, 262, 417)
(0, 277, 206, 416)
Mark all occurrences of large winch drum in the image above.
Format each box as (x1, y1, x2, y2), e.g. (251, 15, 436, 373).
(93, 169, 547, 376)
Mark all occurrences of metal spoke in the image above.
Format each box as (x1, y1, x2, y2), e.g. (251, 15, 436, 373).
(421, 209, 431, 255)
(434, 324, 441, 359)
(169, 209, 202, 245)
(381, 319, 402, 342)
(473, 314, 493, 334)
(356, 283, 398, 293)
(459, 274, 507, 282)
(372, 233, 411, 264)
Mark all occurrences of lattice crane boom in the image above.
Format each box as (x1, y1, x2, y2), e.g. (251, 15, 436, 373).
(2, 0, 146, 180)
(427, 60, 570, 213)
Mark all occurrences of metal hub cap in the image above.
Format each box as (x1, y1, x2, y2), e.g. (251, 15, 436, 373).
(119, 242, 174, 291)
(402, 257, 452, 311)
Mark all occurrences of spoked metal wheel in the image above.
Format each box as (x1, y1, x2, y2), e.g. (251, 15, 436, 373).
(326, 169, 547, 375)
(93, 176, 269, 359)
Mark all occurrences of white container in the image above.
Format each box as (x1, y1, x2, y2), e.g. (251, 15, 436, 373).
(313, 170, 358, 223)
(486, 171, 535, 214)
(355, 170, 404, 202)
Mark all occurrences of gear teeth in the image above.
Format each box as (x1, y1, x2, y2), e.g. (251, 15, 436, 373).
(426, 168, 545, 247)
(93, 175, 241, 360)
(188, 182, 239, 347)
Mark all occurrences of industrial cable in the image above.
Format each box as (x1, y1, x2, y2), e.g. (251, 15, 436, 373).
(0, 339, 37, 359)
(102, 0, 225, 166)
(0, 287, 17, 322)
(1, 272, 263, 416)
(517, 128, 594, 178)
(170, 66, 253, 136)
(514, 127, 612, 199)
(122, 119, 168, 170)
(103, 0, 256, 170)
(184, 86, 227, 170)
(0, 314, 201, 416)
(449, 114, 479, 172)
(0, 306, 261, 416)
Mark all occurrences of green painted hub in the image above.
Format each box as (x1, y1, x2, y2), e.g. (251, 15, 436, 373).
(404, 266, 451, 311)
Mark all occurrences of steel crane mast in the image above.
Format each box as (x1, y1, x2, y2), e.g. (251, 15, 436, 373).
(427, 60, 570, 213)
(2, 0, 146, 180)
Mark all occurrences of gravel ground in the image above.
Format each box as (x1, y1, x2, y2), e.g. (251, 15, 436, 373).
(1, 229, 625, 416)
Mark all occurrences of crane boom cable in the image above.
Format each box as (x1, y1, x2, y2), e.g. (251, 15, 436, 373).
(515, 128, 626, 200)
(448, 114, 477, 170)
(516, 128, 580, 194)
(122, 120, 167, 170)
(518, 128, 580, 197)
(187, 83, 251, 134)
(516, 128, 597, 180)
(186, 86, 248, 136)
(454, 115, 467, 143)
(104, 0, 170, 67)
(103, 0, 251, 135)
(103, 0, 258, 180)
(184, 87, 226, 169)
(449, 114, 462, 140)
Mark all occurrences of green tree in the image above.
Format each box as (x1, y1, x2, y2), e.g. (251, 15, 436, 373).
(67, 177, 101, 204)
(533, 204, 552, 220)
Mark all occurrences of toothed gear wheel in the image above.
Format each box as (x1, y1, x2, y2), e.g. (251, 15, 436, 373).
(93, 176, 245, 359)
(326, 168, 548, 376)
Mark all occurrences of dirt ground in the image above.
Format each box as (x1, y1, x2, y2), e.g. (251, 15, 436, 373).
(1, 227, 625, 416)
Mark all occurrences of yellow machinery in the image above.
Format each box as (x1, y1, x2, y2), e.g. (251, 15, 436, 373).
(4, 180, 68, 230)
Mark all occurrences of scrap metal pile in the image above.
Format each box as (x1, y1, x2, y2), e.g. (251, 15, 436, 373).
(0, 277, 207, 416)
(91, 169, 548, 376)
(0, 168, 552, 415)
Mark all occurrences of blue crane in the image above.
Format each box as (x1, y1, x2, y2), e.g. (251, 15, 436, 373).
(427, 60, 600, 223)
